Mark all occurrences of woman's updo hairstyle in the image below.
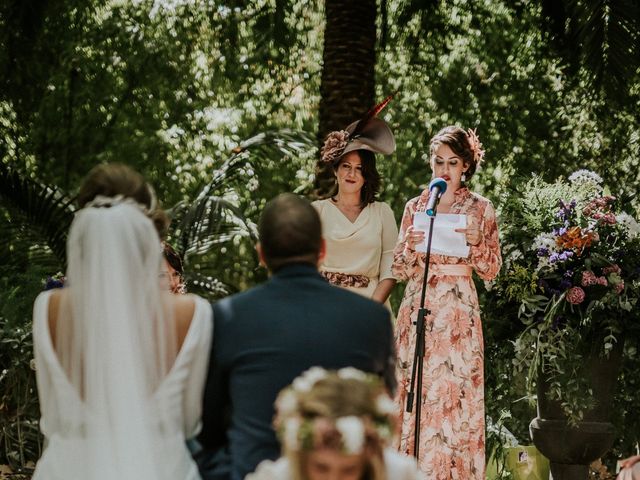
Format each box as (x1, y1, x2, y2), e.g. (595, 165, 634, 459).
(429, 126, 485, 181)
(77, 163, 169, 238)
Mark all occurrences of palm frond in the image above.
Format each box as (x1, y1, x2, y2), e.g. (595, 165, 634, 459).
(0, 163, 76, 267)
(542, 0, 640, 102)
(184, 271, 235, 300)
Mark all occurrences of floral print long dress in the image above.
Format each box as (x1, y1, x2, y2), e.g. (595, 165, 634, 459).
(392, 187, 501, 479)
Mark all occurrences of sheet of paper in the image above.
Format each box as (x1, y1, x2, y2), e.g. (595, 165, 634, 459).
(413, 212, 470, 258)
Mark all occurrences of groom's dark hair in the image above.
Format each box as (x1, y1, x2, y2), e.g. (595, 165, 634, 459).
(258, 193, 322, 272)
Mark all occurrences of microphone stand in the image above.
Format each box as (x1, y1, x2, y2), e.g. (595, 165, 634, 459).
(406, 208, 437, 460)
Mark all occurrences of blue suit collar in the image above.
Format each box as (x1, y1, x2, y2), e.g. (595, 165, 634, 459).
(271, 262, 322, 279)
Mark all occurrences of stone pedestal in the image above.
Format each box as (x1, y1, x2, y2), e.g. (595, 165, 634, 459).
(529, 341, 623, 480)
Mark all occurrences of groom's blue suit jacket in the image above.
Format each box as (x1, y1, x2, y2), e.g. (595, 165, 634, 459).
(197, 262, 395, 480)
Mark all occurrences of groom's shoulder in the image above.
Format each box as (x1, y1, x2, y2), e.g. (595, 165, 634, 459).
(211, 282, 269, 318)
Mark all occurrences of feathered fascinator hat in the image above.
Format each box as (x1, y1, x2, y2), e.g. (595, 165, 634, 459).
(320, 94, 396, 165)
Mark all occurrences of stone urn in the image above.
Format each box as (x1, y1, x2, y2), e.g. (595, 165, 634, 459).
(529, 341, 624, 480)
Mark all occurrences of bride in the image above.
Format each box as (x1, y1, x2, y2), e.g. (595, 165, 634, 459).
(31, 164, 212, 480)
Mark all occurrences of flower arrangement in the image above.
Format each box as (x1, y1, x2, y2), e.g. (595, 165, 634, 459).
(273, 367, 395, 455)
(495, 170, 640, 423)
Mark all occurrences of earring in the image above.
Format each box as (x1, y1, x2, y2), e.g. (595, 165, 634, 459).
(461, 173, 467, 182)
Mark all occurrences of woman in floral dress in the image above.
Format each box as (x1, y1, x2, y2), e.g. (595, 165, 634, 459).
(392, 126, 502, 478)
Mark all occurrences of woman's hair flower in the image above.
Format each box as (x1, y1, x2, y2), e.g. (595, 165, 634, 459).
(292, 367, 329, 392)
(283, 417, 302, 451)
(335, 416, 366, 454)
(374, 393, 396, 416)
(466, 128, 485, 164)
(337, 367, 368, 381)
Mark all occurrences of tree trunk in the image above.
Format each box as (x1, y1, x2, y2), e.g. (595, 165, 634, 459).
(316, 0, 377, 195)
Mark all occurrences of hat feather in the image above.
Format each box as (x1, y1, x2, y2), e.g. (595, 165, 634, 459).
(350, 92, 396, 138)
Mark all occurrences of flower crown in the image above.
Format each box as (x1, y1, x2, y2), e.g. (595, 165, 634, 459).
(274, 367, 395, 455)
(466, 128, 485, 164)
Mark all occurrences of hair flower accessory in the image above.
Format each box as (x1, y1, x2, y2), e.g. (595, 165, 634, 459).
(337, 367, 368, 381)
(335, 416, 366, 454)
(320, 130, 350, 164)
(466, 128, 485, 164)
(292, 366, 329, 392)
(83, 194, 150, 215)
(374, 393, 396, 416)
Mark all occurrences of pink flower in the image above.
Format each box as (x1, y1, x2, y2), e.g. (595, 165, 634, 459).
(466, 128, 485, 164)
(566, 286, 585, 305)
(581, 270, 597, 286)
(320, 130, 350, 164)
(602, 213, 617, 224)
(596, 276, 608, 286)
(602, 264, 621, 275)
(614, 281, 625, 294)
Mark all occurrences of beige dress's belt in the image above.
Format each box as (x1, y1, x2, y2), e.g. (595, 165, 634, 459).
(428, 264, 473, 278)
(321, 271, 370, 288)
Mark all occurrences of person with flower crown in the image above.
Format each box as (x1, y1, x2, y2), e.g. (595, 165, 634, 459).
(313, 96, 399, 305)
(392, 126, 502, 478)
(247, 367, 424, 480)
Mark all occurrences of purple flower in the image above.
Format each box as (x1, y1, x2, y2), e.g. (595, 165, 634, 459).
(537, 248, 549, 257)
(558, 250, 574, 261)
(560, 279, 573, 290)
(549, 253, 560, 263)
(44, 277, 65, 290)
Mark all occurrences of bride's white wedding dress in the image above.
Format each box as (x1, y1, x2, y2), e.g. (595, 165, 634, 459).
(31, 290, 212, 480)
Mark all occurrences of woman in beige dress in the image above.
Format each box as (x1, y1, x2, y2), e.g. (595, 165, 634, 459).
(313, 112, 398, 304)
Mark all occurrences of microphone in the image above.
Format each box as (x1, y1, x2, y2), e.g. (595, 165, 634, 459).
(425, 177, 447, 216)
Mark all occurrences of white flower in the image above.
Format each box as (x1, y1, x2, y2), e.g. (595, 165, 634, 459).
(531, 233, 558, 253)
(374, 394, 396, 416)
(335, 416, 365, 454)
(337, 367, 368, 381)
(247, 177, 259, 192)
(484, 279, 496, 291)
(536, 255, 557, 273)
(275, 390, 298, 417)
(292, 367, 328, 392)
(568, 169, 603, 187)
(375, 423, 392, 442)
(283, 417, 301, 451)
(616, 212, 640, 238)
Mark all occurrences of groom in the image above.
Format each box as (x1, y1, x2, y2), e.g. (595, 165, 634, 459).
(196, 193, 395, 480)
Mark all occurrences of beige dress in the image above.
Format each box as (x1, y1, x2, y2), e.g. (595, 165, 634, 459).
(312, 199, 398, 299)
